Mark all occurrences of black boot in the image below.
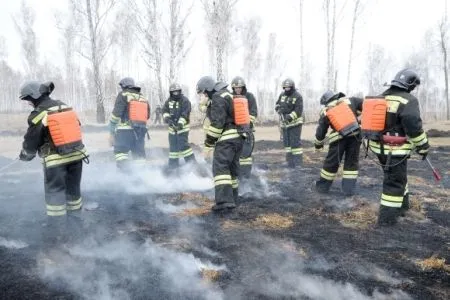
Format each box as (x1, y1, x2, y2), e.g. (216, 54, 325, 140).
(400, 194, 410, 217)
(342, 178, 356, 196)
(377, 205, 400, 226)
(315, 179, 332, 194)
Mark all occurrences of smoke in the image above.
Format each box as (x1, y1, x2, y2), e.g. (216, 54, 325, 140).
(38, 237, 224, 300)
(0, 236, 28, 249)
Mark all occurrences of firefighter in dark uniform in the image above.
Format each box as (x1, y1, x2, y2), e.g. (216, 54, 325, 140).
(367, 69, 429, 226)
(162, 83, 196, 171)
(275, 78, 304, 167)
(314, 91, 363, 196)
(109, 77, 150, 171)
(19, 81, 88, 244)
(196, 76, 246, 212)
(231, 76, 257, 179)
(154, 105, 162, 125)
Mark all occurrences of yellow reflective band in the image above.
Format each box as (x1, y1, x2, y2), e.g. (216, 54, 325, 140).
(385, 95, 408, 104)
(285, 147, 292, 153)
(214, 174, 233, 186)
(404, 183, 409, 195)
(281, 117, 303, 128)
(220, 92, 233, 98)
(217, 129, 240, 142)
(169, 152, 179, 158)
(343, 170, 358, 179)
(67, 198, 82, 211)
(320, 169, 336, 181)
(380, 193, 404, 208)
(208, 125, 223, 134)
(44, 148, 88, 168)
(314, 138, 324, 145)
(289, 111, 298, 119)
(328, 131, 341, 143)
(179, 118, 187, 125)
(250, 115, 256, 122)
(110, 114, 121, 122)
(409, 132, 427, 146)
(291, 148, 303, 155)
(46, 204, 67, 216)
(239, 157, 253, 165)
(292, 98, 297, 104)
(32, 111, 48, 124)
(231, 179, 238, 188)
(163, 113, 170, 118)
(115, 153, 129, 161)
(180, 148, 194, 157)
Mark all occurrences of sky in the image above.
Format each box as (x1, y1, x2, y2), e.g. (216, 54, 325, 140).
(0, 0, 448, 94)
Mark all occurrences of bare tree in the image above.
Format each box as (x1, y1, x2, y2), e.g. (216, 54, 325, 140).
(201, 0, 238, 81)
(13, 0, 39, 79)
(69, 0, 117, 123)
(346, 0, 364, 92)
(323, 0, 336, 90)
(298, 0, 305, 89)
(166, 0, 194, 83)
(238, 17, 261, 87)
(438, 12, 450, 119)
(365, 44, 393, 95)
(131, 0, 164, 104)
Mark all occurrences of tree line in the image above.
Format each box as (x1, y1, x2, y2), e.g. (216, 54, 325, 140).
(1, 0, 449, 124)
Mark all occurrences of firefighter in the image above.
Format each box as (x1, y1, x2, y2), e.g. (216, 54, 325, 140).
(366, 69, 429, 226)
(196, 76, 247, 212)
(154, 105, 162, 125)
(314, 91, 363, 196)
(162, 83, 196, 171)
(109, 77, 150, 171)
(275, 78, 304, 168)
(231, 76, 258, 179)
(18, 80, 88, 245)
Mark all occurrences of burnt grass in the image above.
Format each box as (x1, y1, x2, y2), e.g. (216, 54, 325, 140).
(0, 139, 449, 300)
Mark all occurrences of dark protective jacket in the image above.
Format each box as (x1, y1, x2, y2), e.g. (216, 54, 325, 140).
(109, 87, 150, 131)
(205, 86, 242, 147)
(315, 95, 363, 145)
(22, 96, 87, 168)
(275, 89, 303, 128)
(368, 86, 429, 156)
(232, 88, 258, 124)
(162, 94, 192, 133)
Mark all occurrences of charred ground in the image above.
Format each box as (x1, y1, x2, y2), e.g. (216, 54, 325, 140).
(0, 138, 448, 300)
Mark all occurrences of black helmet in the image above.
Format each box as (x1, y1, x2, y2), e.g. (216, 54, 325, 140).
(196, 76, 216, 93)
(391, 69, 420, 92)
(320, 91, 346, 105)
(282, 78, 295, 89)
(231, 76, 246, 88)
(119, 77, 135, 89)
(320, 90, 335, 105)
(39, 81, 55, 96)
(19, 81, 42, 100)
(169, 82, 182, 92)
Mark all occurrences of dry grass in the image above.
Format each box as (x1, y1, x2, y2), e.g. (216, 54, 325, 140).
(221, 220, 246, 231)
(172, 192, 214, 217)
(331, 203, 378, 229)
(252, 213, 294, 229)
(416, 256, 450, 272)
(200, 268, 222, 282)
(175, 206, 212, 217)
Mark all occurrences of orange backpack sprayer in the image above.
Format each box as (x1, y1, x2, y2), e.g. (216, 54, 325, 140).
(361, 96, 388, 140)
(326, 101, 359, 136)
(233, 96, 250, 126)
(47, 107, 83, 154)
(129, 98, 149, 126)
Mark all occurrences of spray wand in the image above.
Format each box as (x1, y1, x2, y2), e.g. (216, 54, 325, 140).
(425, 157, 442, 182)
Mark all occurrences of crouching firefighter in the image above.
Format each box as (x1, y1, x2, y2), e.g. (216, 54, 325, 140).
(18, 81, 88, 245)
(314, 91, 363, 196)
(109, 77, 150, 171)
(275, 78, 304, 167)
(231, 76, 258, 179)
(162, 83, 196, 172)
(196, 76, 248, 212)
(362, 69, 429, 226)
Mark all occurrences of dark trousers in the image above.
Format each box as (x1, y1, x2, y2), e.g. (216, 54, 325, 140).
(114, 128, 147, 171)
(213, 137, 244, 205)
(376, 155, 409, 225)
(239, 131, 254, 178)
(43, 160, 83, 244)
(316, 137, 361, 195)
(168, 131, 195, 168)
(282, 125, 302, 167)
